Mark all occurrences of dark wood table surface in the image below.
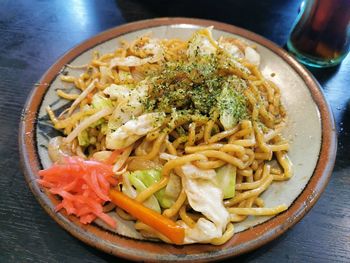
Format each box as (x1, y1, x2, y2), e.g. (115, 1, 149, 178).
(1, 0, 349, 262)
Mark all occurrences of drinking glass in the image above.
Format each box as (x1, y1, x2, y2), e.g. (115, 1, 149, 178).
(287, 0, 350, 68)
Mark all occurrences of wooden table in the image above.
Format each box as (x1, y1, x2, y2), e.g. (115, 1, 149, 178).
(1, 0, 349, 262)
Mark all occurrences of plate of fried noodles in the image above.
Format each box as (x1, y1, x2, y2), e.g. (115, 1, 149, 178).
(19, 18, 336, 262)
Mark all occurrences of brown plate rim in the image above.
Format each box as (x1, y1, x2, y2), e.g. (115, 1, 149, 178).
(19, 17, 337, 262)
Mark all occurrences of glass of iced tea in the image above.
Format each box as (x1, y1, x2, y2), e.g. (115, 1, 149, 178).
(287, 0, 350, 68)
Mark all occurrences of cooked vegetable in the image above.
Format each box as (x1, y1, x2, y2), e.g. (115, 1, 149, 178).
(78, 129, 90, 147)
(131, 170, 161, 190)
(244, 46, 260, 66)
(67, 79, 97, 116)
(128, 170, 181, 209)
(110, 39, 163, 67)
(104, 149, 124, 165)
(48, 136, 73, 162)
(160, 174, 181, 208)
(180, 164, 230, 243)
(215, 164, 236, 199)
(92, 151, 113, 163)
(106, 81, 149, 133)
(218, 77, 248, 130)
(103, 84, 133, 101)
(126, 171, 161, 213)
(91, 93, 113, 110)
(109, 189, 185, 244)
(187, 27, 217, 59)
(127, 158, 161, 171)
(65, 107, 113, 143)
(106, 112, 165, 149)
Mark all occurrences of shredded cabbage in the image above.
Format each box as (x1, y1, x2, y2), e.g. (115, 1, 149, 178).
(218, 39, 244, 59)
(127, 172, 161, 213)
(77, 129, 90, 147)
(107, 81, 148, 131)
(103, 84, 134, 101)
(218, 77, 248, 130)
(99, 66, 113, 84)
(245, 46, 260, 66)
(179, 164, 230, 244)
(215, 164, 236, 199)
(106, 112, 165, 149)
(110, 39, 163, 67)
(91, 93, 113, 110)
(126, 169, 181, 209)
(160, 174, 181, 208)
(187, 27, 217, 59)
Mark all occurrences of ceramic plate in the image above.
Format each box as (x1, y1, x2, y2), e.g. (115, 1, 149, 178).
(19, 18, 337, 262)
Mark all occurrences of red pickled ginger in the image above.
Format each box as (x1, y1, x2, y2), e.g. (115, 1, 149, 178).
(38, 157, 117, 228)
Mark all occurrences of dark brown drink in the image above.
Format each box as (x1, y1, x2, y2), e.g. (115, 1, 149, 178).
(288, 0, 350, 67)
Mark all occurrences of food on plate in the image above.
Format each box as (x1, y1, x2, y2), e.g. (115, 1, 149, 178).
(40, 27, 293, 245)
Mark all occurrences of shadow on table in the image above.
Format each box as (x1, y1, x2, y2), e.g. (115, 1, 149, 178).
(333, 101, 350, 171)
(115, 0, 301, 45)
(308, 66, 341, 85)
(116, 0, 291, 20)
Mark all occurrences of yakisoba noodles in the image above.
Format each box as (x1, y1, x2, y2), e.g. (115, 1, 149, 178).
(42, 27, 292, 245)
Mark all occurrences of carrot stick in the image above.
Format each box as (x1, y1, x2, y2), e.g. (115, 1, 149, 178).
(109, 189, 185, 244)
(104, 149, 124, 165)
(86, 92, 93, 104)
